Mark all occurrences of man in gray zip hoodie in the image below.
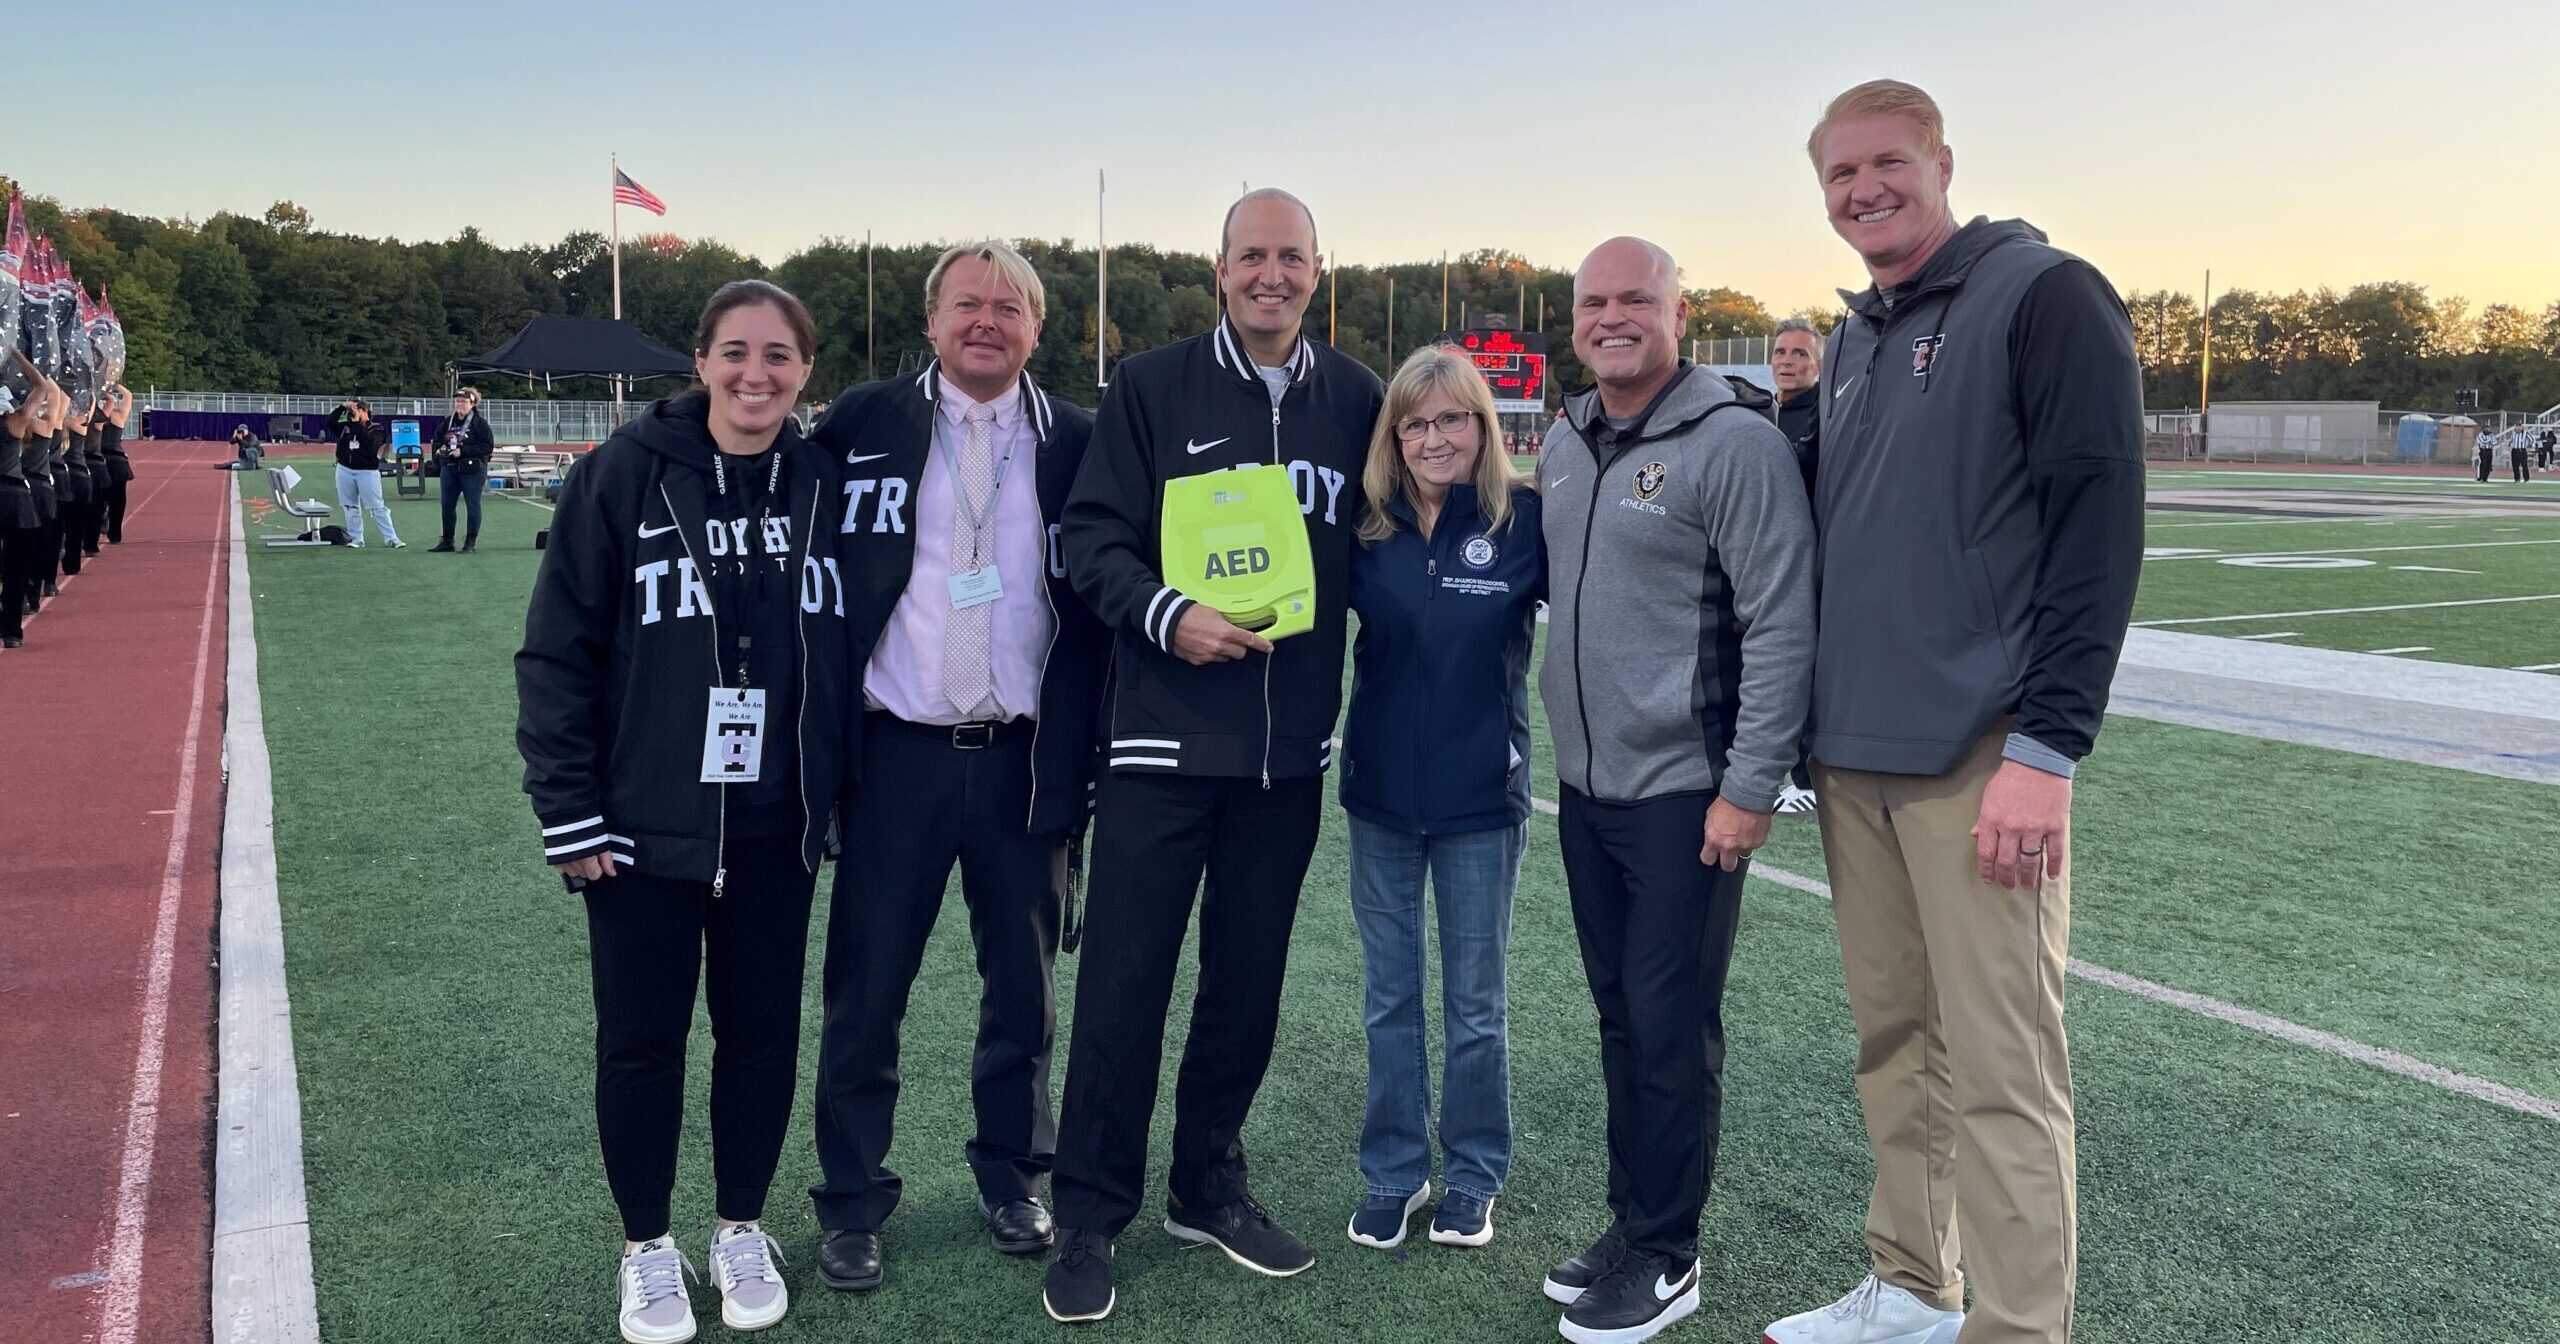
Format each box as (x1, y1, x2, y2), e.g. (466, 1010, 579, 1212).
(1535, 237, 1816, 1344)
(1764, 81, 2143, 1344)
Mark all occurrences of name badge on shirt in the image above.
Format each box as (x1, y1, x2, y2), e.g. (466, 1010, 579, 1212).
(700, 687, 767, 784)
(949, 564, 1004, 610)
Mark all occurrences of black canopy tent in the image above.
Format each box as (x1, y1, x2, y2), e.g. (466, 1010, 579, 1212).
(448, 315, 693, 387)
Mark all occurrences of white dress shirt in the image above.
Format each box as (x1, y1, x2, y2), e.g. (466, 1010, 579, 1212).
(863, 380, 1056, 724)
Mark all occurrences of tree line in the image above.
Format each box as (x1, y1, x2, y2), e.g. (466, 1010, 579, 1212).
(14, 180, 2559, 415)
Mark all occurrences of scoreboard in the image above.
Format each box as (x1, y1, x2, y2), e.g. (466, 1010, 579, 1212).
(1453, 328, 1547, 415)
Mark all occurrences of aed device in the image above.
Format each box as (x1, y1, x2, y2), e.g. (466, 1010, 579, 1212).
(1160, 464, 1315, 641)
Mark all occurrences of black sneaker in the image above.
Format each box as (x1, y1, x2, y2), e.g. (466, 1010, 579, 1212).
(1558, 1250, 1698, 1344)
(1543, 1224, 1627, 1304)
(428, 539, 455, 553)
(460, 538, 477, 553)
(1346, 1184, 1429, 1251)
(1164, 1192, 1314, 1277)
(1042, 1228, 1115, 1324)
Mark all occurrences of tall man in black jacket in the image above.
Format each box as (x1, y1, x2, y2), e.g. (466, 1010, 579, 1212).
(1040, 189, 1384, 1325)
(805, 243, 1110, 1292)
(1765, 81, 2144, 1344)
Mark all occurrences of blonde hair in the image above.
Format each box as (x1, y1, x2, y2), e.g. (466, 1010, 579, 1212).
(1357, 345, 1525, 546)
(925, 241, 1048, 324)
(1807, 79, 1946, 166)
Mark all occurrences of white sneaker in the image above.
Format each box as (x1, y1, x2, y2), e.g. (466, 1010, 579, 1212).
(1763, 1275, 1963, 1344)
(615, 1237, 698, 1344)
(707, 1222, 789, 1331)
(1775, 784, 1819, 815)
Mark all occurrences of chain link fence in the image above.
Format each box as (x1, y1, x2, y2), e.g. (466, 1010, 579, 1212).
(135, 390, 643, 445)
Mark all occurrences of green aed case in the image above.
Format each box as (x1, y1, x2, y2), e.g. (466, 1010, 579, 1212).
(1160, 464, 1316, 641)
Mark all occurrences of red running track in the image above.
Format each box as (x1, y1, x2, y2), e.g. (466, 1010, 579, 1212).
(0, 440, 235, 1344)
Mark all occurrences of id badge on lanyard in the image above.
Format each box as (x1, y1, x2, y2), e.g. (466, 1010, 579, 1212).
(701, 686, 767, 784)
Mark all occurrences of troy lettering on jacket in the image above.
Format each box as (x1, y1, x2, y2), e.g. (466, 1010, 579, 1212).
(630, 517, 849, 625)
(1202, 458, 1350, 525)
(839, 475, 912, 534)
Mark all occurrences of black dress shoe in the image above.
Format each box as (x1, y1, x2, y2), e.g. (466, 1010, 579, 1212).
(816, 1229, 883, 1292)
(983, 1197, 1055, 1255)
(428, 539, 454, 552)
(42, 580, 59, 597)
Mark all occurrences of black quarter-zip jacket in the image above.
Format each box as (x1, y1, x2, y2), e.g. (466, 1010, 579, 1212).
(815, 360, 1110, 836)
(515, 392, 853, 884)
(1062, 317, 1385, 781)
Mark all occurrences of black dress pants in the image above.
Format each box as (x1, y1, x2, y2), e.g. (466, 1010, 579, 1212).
(0, 523, 40, 639)
(810, 714, 1064, 1231)
(585, 837, 817, 1242)
(1556, 785, 1748, 1262)
(1049, 771, 1322, 1236)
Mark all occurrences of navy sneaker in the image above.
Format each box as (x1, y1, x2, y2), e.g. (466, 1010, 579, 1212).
(1346, 1183, 1430, 1251)
(1559, 1250, 1698, 1344)
(1041, 1228, 1114, 1324)
(1164, 1191, 1314, 1277)
(1543, 1224, 1627, 1304)
(1428, 1190, 1495, 1248)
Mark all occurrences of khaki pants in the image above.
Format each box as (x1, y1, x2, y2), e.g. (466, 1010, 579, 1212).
(1813, 728, 2076, 1344)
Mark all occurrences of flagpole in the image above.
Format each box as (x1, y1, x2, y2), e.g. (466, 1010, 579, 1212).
(1097, 169, 1109, 388)
(611, 152, 625, 421)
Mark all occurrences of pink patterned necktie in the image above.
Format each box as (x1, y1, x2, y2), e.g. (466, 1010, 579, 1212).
(942, 405, 997, 717)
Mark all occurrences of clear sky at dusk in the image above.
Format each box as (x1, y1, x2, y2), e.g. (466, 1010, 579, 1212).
(29, 0, 2560, 313)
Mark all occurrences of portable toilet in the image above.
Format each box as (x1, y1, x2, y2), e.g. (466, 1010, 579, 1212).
(2394, 413, 2437, 462)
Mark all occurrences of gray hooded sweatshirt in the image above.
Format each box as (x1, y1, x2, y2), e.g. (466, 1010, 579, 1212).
(1538, 363, 1816, 811)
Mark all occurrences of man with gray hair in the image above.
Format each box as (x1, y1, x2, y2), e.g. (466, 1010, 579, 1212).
(807, 241, 1110, 1291)
(1769, 315, 1825, 815)
(1535, 236, 1816, 1344)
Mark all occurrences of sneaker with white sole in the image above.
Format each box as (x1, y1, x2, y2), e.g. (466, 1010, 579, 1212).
(707, 1222, 788, 1331)
(1559, 1249, 1697, 1344)
(1774, 784, 1819, 815)
(1427, 1190, 1495, 1247)
(1347, 1183, 1430, 1250)
(1762, 1275, 1964, 1344)
(615, 1237, 698, 1344)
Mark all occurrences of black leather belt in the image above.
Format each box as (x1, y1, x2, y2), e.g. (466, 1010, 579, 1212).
(870, 711, 1033, 750)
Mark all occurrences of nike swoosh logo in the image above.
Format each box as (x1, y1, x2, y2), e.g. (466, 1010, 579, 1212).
(1832, 375, 1860, 401)
(1653, 1269, 1695, 1302)
(638, 522, 678, 538)
(1185, 438, 1230, 455)
(1547, 475, 1571, 489)
(846, 453, 890, 466)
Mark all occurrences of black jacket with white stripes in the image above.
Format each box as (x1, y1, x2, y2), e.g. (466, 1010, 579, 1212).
(812, 361, 1109, 836)
(514, 392, 853, 883)
(1062, 317, 1384, 781)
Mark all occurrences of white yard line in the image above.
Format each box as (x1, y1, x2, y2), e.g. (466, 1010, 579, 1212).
(2393, 566, 2483, 574)
(2236, 632, 2300, 641)
(1523, 791, 2560, 1126)
(2142, 538, 2560, 563)
(2367, 646, 2433, 655)
(2143, 513, 2484, 530)
(2148, 469, 2560, 488)
(2134, 593, 2560, 626)
(2517, 662, 2560, 672)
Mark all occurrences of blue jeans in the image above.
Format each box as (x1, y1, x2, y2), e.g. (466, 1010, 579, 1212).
(439, 463, 486, 541)
(334, 465, 398, 545)
(1345, 815, 1524, 1201)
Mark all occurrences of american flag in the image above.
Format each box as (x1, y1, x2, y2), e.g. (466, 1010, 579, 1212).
(612, 167, 666, 217)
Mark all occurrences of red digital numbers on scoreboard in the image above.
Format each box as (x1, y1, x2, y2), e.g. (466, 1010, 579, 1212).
(1454, 327, 1547, 409)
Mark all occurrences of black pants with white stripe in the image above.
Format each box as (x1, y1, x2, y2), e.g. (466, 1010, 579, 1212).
(1050, 771, 1323, 1237)
(584, 838, 817, 1241)
(809, 715, 1062, 1232)
(1556, 785, 1748, 1261)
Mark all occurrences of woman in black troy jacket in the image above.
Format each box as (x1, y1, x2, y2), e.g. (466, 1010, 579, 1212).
(514, 280, 846, 1343)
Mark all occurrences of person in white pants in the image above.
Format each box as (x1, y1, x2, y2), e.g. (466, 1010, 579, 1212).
(329, 400, 403, 548)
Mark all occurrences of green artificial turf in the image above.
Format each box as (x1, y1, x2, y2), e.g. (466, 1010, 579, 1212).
(242, 466, 2560, 1344)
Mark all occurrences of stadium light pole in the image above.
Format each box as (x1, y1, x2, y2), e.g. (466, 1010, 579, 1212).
(1326, 253, 1336, 347)
(1386, 274, 1395, 360)
(2200, 268, 2213, 458)
(1440, 252, 1449, 332)
(865, 230, 876, 382)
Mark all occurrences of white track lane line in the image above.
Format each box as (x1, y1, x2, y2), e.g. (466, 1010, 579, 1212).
(2143, 538, 2560, 563)
(2135, 593, 2560, 626)
(96, 483, 229, 1344)
(1520, 794, 2560, 1123)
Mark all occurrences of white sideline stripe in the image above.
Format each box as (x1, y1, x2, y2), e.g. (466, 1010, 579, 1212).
(2235, 632, 2299, 641)
(2143, 538, 2560, 562)
(2135, 593, 2560, 626)
(2517, 662, 2560, 672)
(95, 485, 229, 1344)
(1522, 789, 2560, 1124)
(212, 475, 322, 1342)
(2367, 646, 2433, 655)
(2393, 566, 2483, 574)
(2148, 469, 2560, 487)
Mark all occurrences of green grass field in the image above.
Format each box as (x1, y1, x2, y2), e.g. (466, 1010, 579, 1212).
(244, 460, 2560, 1343)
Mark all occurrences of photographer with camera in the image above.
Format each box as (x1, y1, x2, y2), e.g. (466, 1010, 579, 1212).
(332, 398, 404, 549)
(431, 386, 495, 552)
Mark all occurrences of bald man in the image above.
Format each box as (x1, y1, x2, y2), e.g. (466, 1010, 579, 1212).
(1535, 237, 1816, 1344)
